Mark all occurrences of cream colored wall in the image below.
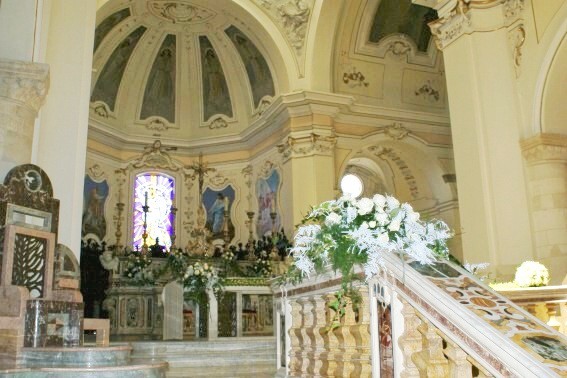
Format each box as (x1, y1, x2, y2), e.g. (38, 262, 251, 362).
(35, 0, 96, 258)
(0, 0, 38, 61)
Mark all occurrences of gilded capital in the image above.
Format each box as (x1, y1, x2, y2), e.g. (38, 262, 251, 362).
(0, 59, 50, 115)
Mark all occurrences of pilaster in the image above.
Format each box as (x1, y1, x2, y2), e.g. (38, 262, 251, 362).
(425, 0, 533, 278)
(0, 59, 49, 179)
(278, 113, 337, 228)
(521, 133, 567, 283)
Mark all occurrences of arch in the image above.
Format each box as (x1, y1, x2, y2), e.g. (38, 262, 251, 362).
(532, 8, 567, 135)
(305, 0, 345, 91)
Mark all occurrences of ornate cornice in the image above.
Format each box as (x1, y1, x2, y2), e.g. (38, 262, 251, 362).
(0, 59, 50, 114)
(277, 132, 336, 161)
(428, 0, 525, 50)
(429, 0, 473, 50)
(521, 133, 567, 163)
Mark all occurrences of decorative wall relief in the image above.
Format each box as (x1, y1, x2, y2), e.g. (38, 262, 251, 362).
(251, 0, 314, 75)
(82, 175, 109, 239)
(147, 1, 215, 24)
(140, 34, 176, 123)
(256, 169, 281, 237)
(368, 146, 420, 199)
(225, 25, 275, 108)
(402, 69, 445, 108)
(91, 26, 147, 111)
(202, 186, 235, 241)
(414, 80, 440, 102)
(145, 117, 169, 131)
(342, 67, 370, 88)
(277, 133, 336, 160)
(384, 122, 409, 140)
(509, 24, 525, 78)
(130, 140, 180, 171)
(207, 116, 228, 130)
(428, 0, 472, 50)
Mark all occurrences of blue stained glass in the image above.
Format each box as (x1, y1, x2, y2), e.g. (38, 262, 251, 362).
(133, 173, 175, 250)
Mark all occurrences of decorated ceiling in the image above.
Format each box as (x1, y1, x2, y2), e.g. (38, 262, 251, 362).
(90, 0, 278, 141)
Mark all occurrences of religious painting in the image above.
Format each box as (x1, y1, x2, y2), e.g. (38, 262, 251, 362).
(225, 25, 275, 107)
(368, 0, 437, 52)
(132, 173, 175, 250)
(202, 186, 235, 241)
(91, 26, 147, 110)
(93, 8, 130, 52)
(256, 170, 280, 237)
(82, 175, 109, 239)
(141, 34, 176, 123)
(199, 36, 233, 120)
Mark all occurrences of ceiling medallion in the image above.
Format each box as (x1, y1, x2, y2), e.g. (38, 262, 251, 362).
(148, 1, 215, 24)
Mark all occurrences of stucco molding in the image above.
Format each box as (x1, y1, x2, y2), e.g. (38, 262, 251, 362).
(277, 132, 336, 161)
(521, 133, 567, 164)
(0, 59, 50, 115)
(428, 0, 524, 50)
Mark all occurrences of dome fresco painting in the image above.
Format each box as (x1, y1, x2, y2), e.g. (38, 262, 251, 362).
(90, 1, 277, 135)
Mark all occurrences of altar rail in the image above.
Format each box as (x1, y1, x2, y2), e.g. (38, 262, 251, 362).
(273, 253, 567, 377)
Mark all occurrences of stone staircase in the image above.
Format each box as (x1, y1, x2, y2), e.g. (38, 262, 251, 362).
(128, 338, 277, 378)
(0, 346, 168, 377)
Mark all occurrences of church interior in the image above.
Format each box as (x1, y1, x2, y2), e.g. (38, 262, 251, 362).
(0, 0, 567, 376)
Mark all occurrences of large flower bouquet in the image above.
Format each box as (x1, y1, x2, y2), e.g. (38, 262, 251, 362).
(183, 261, 223, 305)
(287, 195, 452, 324)
(514, 261, 549, 287)
(123, 252, 155, 285)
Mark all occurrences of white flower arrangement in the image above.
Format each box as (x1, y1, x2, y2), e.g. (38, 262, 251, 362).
(183, 261, 223, 298)
(289, 194, 452, 282)
(514, 261, 549, 287)
(123, 253, 154, 285)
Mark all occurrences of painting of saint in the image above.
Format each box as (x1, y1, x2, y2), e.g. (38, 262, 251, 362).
(256, 170, 280, 237)
(203, 186, 235, 241)
(91, 26, 147, 110)
(199, 36, 233, 120)
(82, 175, 109, 239)
(140, 34, 176, 122)
(225, 26, 275, 107)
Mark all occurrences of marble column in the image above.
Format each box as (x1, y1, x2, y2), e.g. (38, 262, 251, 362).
(0, 59, 49, 179)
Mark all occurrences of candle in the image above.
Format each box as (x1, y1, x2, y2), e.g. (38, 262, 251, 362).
(271, 199, 276, 213)
(223, 195, 229, 209)
(144, 191, 148, 206)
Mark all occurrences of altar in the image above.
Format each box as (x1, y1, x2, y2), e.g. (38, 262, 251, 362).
(94, 244, 286, 342)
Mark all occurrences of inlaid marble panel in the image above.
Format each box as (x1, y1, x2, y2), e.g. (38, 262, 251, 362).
(409, 260, 567, 375)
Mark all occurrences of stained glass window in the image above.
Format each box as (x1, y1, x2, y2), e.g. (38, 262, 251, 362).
(133, 173, 174, 250)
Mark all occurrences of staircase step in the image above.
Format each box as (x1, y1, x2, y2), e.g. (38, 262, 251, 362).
(21, 346, 132, 368)
(0, 360, 168, 377)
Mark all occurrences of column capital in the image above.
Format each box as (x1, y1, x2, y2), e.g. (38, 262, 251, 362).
(277, 130, 336, 162)
(0, 59, 50, 115)
(521, 133, 567, 163)
(424, 0, 525, 50)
